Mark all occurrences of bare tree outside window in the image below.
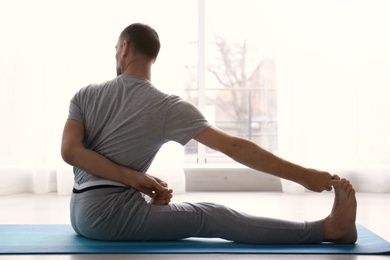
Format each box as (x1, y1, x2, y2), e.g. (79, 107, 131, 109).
(184, 33, 278, 162)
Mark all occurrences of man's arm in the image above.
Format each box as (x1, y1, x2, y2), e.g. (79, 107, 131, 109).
(194, 126, 335, 192)
(61, 119, 170, 199)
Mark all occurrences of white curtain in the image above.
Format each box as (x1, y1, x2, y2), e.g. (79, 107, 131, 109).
(276, 0, 390, 192)
(1, 0, 389, 195)
(0, 0, 192, 195)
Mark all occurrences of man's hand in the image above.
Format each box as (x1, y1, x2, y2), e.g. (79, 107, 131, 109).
(129, 172, 171, 201)
(128, 172, 173, 205)
(148, 176, 173, 205)
(299, 169, 341, 192)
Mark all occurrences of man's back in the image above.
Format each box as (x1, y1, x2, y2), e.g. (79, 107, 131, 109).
(68, 74, 210, 183)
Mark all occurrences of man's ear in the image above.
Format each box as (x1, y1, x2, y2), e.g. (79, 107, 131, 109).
(121, 40, 130, 58)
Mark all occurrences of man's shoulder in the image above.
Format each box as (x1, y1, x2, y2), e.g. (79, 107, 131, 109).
(76, 77, 118, 95)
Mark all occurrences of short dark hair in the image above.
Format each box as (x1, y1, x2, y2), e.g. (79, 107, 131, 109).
(119, 23, 160, 61)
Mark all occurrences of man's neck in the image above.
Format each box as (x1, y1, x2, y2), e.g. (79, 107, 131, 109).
(122, 69, 151, 81)
(121, 59, 152, 80)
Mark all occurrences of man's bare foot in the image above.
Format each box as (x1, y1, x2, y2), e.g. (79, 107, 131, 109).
(322, 178, 357, 244)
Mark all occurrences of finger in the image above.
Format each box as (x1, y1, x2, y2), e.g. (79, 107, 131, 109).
(332, 174, 341, 180)
(155, 189, 173, 200)
(330, 179, 339, 187)
(136, 185, 157, 198)
(156, 184, 169, 194)
(141, 183, 168, 198)
(165, 191, 173, 200)
(151, 178, 169, 192)
(159, 181, 168, 187)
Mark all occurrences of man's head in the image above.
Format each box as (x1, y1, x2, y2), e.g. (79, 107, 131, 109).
(116, 23, 160, 76)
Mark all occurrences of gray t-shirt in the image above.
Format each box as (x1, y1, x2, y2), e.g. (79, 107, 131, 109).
(68, 74, 210, 184)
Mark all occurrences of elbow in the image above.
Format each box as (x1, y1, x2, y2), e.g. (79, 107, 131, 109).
(61, 144, 76, 166)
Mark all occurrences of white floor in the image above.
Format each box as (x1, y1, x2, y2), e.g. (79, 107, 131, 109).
(0, 191, 389, 260)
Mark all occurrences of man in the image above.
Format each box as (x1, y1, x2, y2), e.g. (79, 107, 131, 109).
(61, 23, 357, 244)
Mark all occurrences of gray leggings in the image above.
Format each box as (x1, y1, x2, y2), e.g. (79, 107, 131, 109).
(70, 187, 323, 244)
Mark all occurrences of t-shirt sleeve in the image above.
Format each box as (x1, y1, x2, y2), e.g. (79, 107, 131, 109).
(163, 96, 211, 145)
(67, 88, 85, 124)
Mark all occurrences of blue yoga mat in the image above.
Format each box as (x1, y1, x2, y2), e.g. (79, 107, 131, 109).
(0, 224, 389, 255)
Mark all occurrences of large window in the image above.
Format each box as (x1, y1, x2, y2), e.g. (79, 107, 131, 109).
(183, 0, 278, 163)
